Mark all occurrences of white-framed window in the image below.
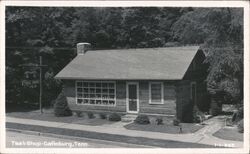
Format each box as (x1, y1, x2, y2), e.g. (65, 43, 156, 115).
(149, 82, 164, 104)
(76, 81, 116, 106)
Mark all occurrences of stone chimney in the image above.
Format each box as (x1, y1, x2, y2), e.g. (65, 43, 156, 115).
(77, 42, 91, 55)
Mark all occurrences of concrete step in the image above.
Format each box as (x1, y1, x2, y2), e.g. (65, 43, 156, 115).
(121, 114, 137, 122)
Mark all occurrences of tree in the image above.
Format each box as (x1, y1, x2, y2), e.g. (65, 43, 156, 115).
(6, 7, 75, 106)
(54, 88, 72, 117)
(172, 8, 243, 104)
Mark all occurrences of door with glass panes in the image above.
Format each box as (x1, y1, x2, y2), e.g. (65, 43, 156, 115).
(126, 82, 139, 113)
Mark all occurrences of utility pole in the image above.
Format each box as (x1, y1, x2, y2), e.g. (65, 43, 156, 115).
(21, 56, 47, 114)
(39, 56, 43, 114)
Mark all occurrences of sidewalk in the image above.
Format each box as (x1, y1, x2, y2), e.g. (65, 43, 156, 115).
(6, 116, 243, 148)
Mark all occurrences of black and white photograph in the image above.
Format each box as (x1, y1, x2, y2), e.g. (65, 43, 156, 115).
(0, 0, 249, 154)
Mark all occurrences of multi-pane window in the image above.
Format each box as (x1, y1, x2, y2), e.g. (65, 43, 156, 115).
(76, 81, 116, 106)
(149, 82, 164, 104)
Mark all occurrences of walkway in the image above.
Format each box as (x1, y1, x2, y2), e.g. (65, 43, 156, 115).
(6, 116, 243, 148)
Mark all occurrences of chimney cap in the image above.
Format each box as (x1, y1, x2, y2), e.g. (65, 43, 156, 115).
(77, 42, 91, 55)
(77, 42, 91, 46)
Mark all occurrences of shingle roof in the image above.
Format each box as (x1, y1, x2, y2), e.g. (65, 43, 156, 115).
(55, 46, 200, 80)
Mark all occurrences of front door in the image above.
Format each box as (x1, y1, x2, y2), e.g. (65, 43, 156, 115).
(126, 82, 139, 113)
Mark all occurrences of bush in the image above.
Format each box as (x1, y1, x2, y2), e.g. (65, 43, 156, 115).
(108, 113, 121, 121)
(238, 119, 244, 133)
(209, 102, 222, 116)
(134, 115, 150, 124)
(155, 117, 163, 125)
(237, 107, 243, 118)
(99, 113, 107, 119)
(87, 112, 95, 119)
(75, 111, 84, 117)
(193, 116, 201, 123)
(54, 91, 72, 117)
(193, 107, 205, 123)
(173, 119, 180, 126)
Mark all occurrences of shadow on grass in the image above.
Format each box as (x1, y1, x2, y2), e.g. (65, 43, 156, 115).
(6, 103, 39, 113)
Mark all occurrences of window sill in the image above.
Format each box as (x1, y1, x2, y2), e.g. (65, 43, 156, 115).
(149, 102, 164, 105)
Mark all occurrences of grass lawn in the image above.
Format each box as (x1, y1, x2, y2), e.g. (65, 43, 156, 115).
(6, 109, 115, 126)
(124, 122, 204, 134)
(7, 122, 216, 148)
(213, 127, 243, 141)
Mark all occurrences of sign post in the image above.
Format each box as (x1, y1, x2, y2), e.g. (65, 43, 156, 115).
(21, 56, 47, 114)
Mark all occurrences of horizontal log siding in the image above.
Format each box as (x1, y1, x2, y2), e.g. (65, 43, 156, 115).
(63, 80, 126, 113)
(176, 80, 191, 120)
(176, 80, 207, 120)
(139, 81, 176, 115)
(64, 80, 177, 116)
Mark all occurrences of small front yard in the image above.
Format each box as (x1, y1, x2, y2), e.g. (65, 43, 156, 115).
(7, 109, 205, 134)
(213, 126, 243, 141)
(6, 109, 116, 126)
(124, 122, 204, 134)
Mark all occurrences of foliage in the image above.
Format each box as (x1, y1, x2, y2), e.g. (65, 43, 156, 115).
(134, 115, 150, 124)
(75, 111, 84, 117)
(108, 113, 121, 121)
(99, 113, 107, 119)
(155, 117, 163, 125)
(173, 119, 180, 126)
(53, 90, 72, 117)
(87, 112, 95, 119)
(193, 106, 206, 123)
(232, 105, 243, 122)
(237, 119, 244, 133)
(209, 102, 222, 116)
(5, 7, 184, 106)
(172, 8, 243, 105)
(6, 7, 243, 108)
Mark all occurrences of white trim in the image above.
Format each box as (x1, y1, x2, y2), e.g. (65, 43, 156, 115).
(75, 80, 116, 107)
(149, 82, 164, 105)
(190, 81, 197, 105)
(126, 82, 139, 113)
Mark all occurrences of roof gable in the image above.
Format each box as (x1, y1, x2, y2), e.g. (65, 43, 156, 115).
(55, 46, 200, 80)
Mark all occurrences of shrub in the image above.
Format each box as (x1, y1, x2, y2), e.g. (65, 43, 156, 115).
(209, 102, 222, 116)
(238, 119, 244, 133)
(226, 117, 233, 126)
(99, 113, 107, 119)
(87, 112, 95, 119)
(193, 116, 201, 123)
(134, 115, 150, 124)
(75, 111, 84, 117)
(232, 111, 237, 122)
(237, 107, 243, 118)
(155, 117, 163, 125)
(193, 107, 205, 123)
(173, 119, 180, 126)
(108, 113, 121, 121)
(54, 91, 72, 117)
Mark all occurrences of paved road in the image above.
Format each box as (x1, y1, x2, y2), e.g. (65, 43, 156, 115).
(6, 131, 151, 148)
